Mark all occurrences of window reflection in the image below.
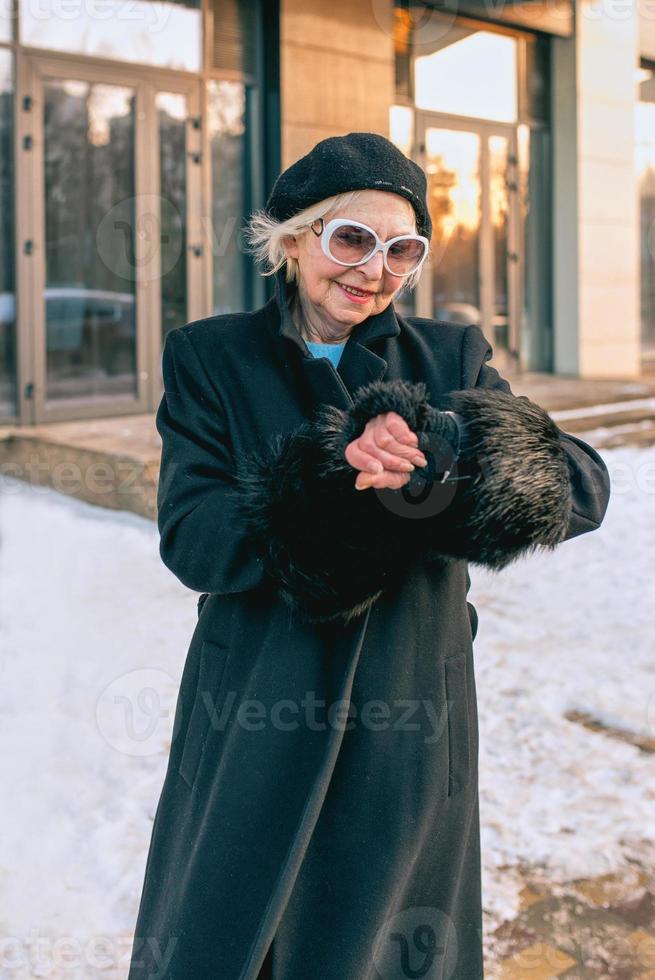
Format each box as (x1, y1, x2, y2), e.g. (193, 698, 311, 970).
(414, 29, 518, 123)
(44, 79, 137, 405)
(518, 124, 553, 371)
(489, 135, 509, 353)
(157, 92, 187, 341)
(0, 3, 11, 42)
(0, 50, 15, 416)
(20, 0, 201, 71)
(425, 128, 481, 326)
(208, 79, 248, 315)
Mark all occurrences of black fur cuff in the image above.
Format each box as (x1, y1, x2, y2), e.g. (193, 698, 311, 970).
(348, 379, 438, 432)
(232, 379, 573, 623)
(351, 382, 573, 572)
(232, 419, 402, 625)
(411, 388, 573, 570)
(233, 379, 440, 624)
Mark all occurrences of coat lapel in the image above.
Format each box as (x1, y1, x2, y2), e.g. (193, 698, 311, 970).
(274, 269, 400, 412)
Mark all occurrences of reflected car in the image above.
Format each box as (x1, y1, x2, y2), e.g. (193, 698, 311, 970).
(0, 288, 136, 374)
(435, 302, 481, 326)
(435, 302, 509, 351)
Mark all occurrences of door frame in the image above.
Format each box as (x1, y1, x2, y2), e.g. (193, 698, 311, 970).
(414, 110, 523, 373)
(16, 51, 204, 423)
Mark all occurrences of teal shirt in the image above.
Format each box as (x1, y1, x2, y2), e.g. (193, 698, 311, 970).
(305, 340, 347, 369)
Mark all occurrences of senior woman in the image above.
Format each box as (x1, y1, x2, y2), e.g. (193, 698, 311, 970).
(127, 133, 611, 980)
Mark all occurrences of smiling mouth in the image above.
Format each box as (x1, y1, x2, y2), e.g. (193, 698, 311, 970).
(338, 283, 378, 298)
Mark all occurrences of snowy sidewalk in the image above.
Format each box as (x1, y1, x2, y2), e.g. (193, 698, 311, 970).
(0, 441, 653, 978)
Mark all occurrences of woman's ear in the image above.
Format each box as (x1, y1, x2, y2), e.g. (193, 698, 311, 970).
(283, 234, 300, 260)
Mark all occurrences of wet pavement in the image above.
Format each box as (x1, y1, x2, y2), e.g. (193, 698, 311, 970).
(487, 859, 655, 979)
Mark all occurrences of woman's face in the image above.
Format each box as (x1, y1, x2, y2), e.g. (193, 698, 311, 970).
(283, 190, 417, 332)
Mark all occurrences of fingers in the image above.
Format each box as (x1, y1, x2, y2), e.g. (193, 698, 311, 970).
(384, 412, 419, 447)
(355, 469, 411, 491)
(345, 413, 427, 474)
(348, 444, 415, 473)
(345, 442, 387, 474)
(368, 413, 421, 461)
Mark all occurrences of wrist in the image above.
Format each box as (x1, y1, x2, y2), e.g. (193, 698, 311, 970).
(407, 411, 464, 488)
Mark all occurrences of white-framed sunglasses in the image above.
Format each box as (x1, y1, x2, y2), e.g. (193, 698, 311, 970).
(310, 218, 429, 278)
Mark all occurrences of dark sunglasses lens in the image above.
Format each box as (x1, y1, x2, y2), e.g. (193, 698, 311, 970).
(387, 239, 426, 275)
(328, 225, 376, 264)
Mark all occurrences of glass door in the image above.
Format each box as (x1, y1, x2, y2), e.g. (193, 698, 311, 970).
(149, 80, 205, 409)
(18, 56, 203, 422)
(154, 85, 207, 342)
(415, 115, 522, 374)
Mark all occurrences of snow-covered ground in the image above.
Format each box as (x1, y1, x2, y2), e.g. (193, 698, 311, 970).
(471, 442, 655, 936)
(0, 483, 195, 979)
(0, 443, 653, 978)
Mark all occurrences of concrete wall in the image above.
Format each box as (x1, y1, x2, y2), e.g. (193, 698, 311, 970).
(279, 0, 395, 167)
(640, 4, 655, 59)
(553, 0, 641, 378)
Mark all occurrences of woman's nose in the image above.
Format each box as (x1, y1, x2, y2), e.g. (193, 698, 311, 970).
(358, 249, 385, 279)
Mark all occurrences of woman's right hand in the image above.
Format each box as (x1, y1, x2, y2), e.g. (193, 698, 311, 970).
(344, 412, 428, 490)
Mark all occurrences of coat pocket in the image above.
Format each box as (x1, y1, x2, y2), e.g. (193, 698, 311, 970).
(443, 653, 471, 798)
(178, 639, 231, 790)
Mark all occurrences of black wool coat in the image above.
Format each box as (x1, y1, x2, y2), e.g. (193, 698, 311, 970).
(127, 270, 611, 980)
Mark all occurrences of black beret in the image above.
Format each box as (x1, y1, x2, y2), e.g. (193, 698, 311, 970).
(264, 131, 432, 240)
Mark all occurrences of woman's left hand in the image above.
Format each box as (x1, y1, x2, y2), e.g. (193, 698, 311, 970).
(344, 412, 428, 490)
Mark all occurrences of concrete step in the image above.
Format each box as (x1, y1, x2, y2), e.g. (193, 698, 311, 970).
(574, 419, 655, 449)
(0, 414, 159, 520)
(550, 396, 655, 432)
(549, 397, 655, 448)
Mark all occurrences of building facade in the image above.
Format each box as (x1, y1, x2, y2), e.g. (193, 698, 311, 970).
(0, 0, 280, 425)
(0, 0, 653, 425)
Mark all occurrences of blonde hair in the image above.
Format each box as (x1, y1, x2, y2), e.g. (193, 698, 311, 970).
(243, 190, 427, 294)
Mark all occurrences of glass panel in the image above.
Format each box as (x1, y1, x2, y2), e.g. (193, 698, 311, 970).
(489, 135, 509, 356)
(636, 98, 655, 366)
(21, 0, 201, 71)
(424, 128, 481, 327)
(393, 5, 413, 101)
(525, 34, 550, 124)
(0, 50, 15, 416)
(414, 28, 518, 123)
(208, 79, 248, 315)
(44, 79, 137, 406)
(157, 92, 187, 342)
(0, 1, 12, 42)
(518, 124, 552, 371)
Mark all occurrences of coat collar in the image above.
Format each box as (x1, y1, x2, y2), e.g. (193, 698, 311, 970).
(274, 268, 400, 411)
